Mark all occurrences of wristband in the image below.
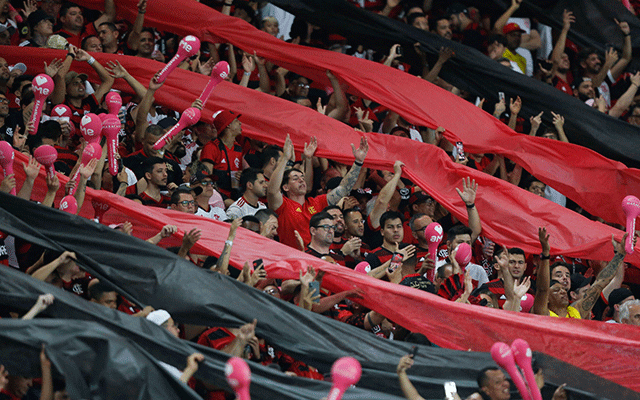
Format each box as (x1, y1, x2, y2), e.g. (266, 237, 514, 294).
(540, 253, 550, 260)
(243, 71, 251, 77)
(87, 56, 96, 65)
(354, 160, 363, 167)
(225, 240, 233, 246)
(66, 52, 75, 58)
(625, 33, 631, 37)
(465, 203, 475, 209)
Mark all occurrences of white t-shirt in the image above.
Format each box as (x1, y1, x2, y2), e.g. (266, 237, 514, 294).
(226, 196, 266, 220)
(195, 205, 227, 221)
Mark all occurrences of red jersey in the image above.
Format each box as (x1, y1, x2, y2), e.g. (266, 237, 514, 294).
(56, 23, 98, 49)
(275, 194, 328, 249)
(200, 138, 243, 196)
(65, 94, 99, 128)
(139, 191, 170, 208)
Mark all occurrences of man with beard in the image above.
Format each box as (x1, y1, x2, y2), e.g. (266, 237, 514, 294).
(227, 168, 268, 219)
(576, 20, 632, 108)
(305, 211, 345, 266)
(534, 228, 629, 319)
(340, 207, 370, 268)
(139, 157, 171, 207)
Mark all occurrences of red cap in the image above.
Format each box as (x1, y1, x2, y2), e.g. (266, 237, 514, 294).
(503, 22, 525, 35)
(213, 109, 241, 133)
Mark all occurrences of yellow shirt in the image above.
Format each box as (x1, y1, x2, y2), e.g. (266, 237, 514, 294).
(549, 306, 581, 319)
(503, 48, 526, 74)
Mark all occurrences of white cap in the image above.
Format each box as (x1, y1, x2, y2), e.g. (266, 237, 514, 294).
(9, 63, 27, 74)
(146, 309, 171, 326)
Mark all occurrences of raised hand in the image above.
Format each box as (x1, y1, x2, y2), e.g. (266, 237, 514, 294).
(562, 9, 575, 31)
(509, 96, 522, 115)
(316, 98, 327, 115)
(538, 227, 550, 254)
(299, 265, 317, 286)
(241, 52, 255, 73)
(303, 136, 318, 159)
(149, 72, 164, 91)
(615, 19, 631, 36)
(551, 111, 564, 130)
(530, 111, 543, 133)
(44, 58, 63, 78)
(0, 174, 16, 194)
(351, 136, 369, 164)
(183, 228, 202, 248)
(237, 319, 257, 342)
(105, 60, 129, 79)
(494, 98, 506, 117)
(283, 134, 295, 161)
(396, 354, 414, 374)
(160, 225, 178, 238)
(455, 177, 477, 206)
(513, 277, 531, 298)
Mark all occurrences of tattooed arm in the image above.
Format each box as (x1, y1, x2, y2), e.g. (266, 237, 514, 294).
(327, 137, 369, 205)
(574, 234, 628, 319)
(212, 218, 242, 275)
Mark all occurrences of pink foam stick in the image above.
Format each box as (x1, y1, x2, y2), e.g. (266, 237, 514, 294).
(51, 104, 72, 118)
(455, 243, 472, 268)
(225, 357, 251, 400)
(79, 113, 103, 144)
(8, 5, 22, 23)
(103, 115, 120, 176)
(424, 222, 443, 262)
(30, 74, 55, 135)
(105, 92, 122, 116)
(33, 145, 57, 179)
(511, 339, 542, 400)
(327, 357, 362, 400)
(156, 35, 201, 83)
(59, 195, 78, 214)
(622, 195, 640, 254)
(152, 107, 201, 150)
(69, 143, 102, 196)
(92, 199, 111, 223)
(198, 61, 230, 104)
(490, 342, 532, 400)
(0, 141, 16, 195)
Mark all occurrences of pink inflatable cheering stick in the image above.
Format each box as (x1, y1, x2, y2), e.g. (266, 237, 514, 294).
(105, 92, 122, 116)
(51, 104, 72, 118)
(225, 357, 251, 400)
(92, 199, 111, 223)
(59, 195, 78, 214)
(0, 141, 16, 195)
(198, 61, 230, 104)
(79, 113, 103, 144)
(103, 115, 121, 176)
(511, 339, 542, 400)
(622, 195, 640, 254)
(490, 342, 532, 400)
(68, 143, 102, 196)
(156, 35, 200, 83)
(152, 107, 201, 150)
(33, 145, 57, 179)
(454, 243, 472, 268)
(424, 222, 443, 262)
(327, 357, 362, 400)
(30, 74, 55, 135)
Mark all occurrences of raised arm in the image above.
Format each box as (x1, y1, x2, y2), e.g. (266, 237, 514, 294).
(326, 70, 348, 121)
(106, 60, 147, 102)
(133, 73, 163, 144)
(493, 0, 521, 34)
(610, 19, 632, 81)
(368, 161, 403, 229)
(327, 137, 368, 205)
(508, 96, 521, 131)
(74, 49, 114, 103)
(608, 72, 640, 118)
(550, 10, 574, 67)
(455, 177, 481, 242)
(267, 134, 293, 211)
(551, 112, 569, 143)
(397, 355, 425, 400)
(93, 0, 116, 28)
(213, 218, 241, 276)
(425, 47, 454, 84)
(127, 0, 147, 51)
(533, 227, 551, 316)
(301, 136, 317, 193)
(574, 234, 628, 319)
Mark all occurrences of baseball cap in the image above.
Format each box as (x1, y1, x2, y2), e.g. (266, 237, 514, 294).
(65, 71, 88, 85)
(608, 288, 634, 306)
(409, 192, 433, 206)
(569, 273, 590, 293)
(503, 22, 525, 35)
(350, 187, 373, 199)
(146, 309, 171, 326)
(446, 3, 468, 17)
(27, 9, 54, 31)
(213, 110, 241, 133)
(190, 167, 217, 185)
(157, 116, 178, 130)
(325, 176, 342, 191)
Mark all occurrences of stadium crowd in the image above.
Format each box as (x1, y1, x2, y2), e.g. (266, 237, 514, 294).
(1, 0, 640, 399)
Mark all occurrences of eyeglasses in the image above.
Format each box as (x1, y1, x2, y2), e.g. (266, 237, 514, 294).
(178, 200, 195, 206)
(0, 98, 8, 104)
(199, 181, 215, 186)
(297, 83, 310, 89)
(316, 224, 337, 231)
(263, 288, 279, 295)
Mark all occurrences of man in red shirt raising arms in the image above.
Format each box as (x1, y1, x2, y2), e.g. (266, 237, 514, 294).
(267, 134, 368, 249)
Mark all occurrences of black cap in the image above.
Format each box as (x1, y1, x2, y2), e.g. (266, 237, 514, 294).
(157, 117, 178, 130)
(569, 273, 590, 293)
(608, 288, 634, 306)
(27, 10, 55, 31)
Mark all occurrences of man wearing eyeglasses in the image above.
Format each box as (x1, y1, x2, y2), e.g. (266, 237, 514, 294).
(170, 188, 196, 214)
(304, 211, 345, 266)
(191, 168, 227, 221)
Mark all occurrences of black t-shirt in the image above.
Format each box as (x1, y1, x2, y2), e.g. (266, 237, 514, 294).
(0, 110, 23, 141)
(305, 246, 345, 266)
(123, 149, 183, 187)
(365, 243, 409, 269)
(399, 273, 436, 293)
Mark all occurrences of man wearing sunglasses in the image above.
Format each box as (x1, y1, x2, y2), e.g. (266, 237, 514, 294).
(305, 211, 345, 266)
